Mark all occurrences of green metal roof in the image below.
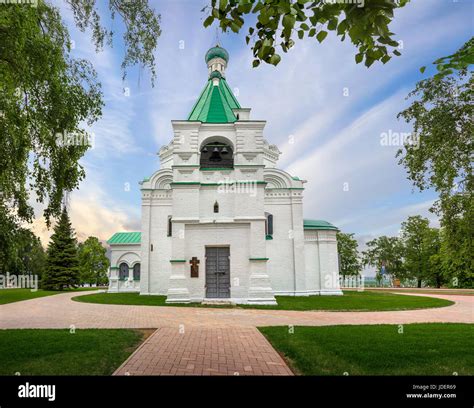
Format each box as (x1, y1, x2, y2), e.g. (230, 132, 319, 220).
(107, 232, 141, 245)
(187, 78, 241, 123)
(205, 45, 229, 63)
(303, 219, 338, 231)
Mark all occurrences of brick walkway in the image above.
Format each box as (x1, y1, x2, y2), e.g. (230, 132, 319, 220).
(114, 327, 293, 376)
(0, 291, 471, 329)
(1, 291, 472, 376)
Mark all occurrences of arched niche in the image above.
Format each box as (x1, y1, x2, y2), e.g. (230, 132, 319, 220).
(199, 136, 234, 169)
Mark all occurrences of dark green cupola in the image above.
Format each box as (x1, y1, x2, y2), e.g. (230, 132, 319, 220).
(187, 46, 241, 123)
(205, 45, 229, 63)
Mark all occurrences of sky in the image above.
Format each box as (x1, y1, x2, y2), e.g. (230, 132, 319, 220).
(30, 0, 473, 253)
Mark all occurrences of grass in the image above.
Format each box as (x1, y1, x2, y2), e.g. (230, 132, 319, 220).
(0, 287, 103, 305)
(0, 329, 148, 375)
(259, 323, 474, 375)
(72, 290, 453, 311)
(364, 288, 474, 296)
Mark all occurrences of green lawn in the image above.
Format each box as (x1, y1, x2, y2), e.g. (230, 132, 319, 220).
(259, 324, 474, 375)
(72, 290, 453, 311)
(0, 329, 146, 375)
(0, 287, 103, 305)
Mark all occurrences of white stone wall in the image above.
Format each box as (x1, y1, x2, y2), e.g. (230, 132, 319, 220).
(304, 229, 343, 295)
(264, 169, 307, 295)
(184, 223, 250, 302)
(140, 169, 173, 295)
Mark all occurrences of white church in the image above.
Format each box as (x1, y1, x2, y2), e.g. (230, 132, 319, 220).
(107, 46, 342, 304)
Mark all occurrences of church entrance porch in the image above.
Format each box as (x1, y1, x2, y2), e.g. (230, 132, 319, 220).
(205, 247, 230, 298)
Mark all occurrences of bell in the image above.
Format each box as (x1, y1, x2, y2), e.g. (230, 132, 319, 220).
(202, 146, 208, 153)
(209, 148, 221, 162)
(221, 147, 228, 154)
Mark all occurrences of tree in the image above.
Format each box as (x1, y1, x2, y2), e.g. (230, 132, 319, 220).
(11, 229, 46, 280)
(400, 216, 441, 288)
(336, 232, 361, 278)
(397, 62, 473, 288)
(43, 207, 80, 290)
(423, 227, 444, 289)
(0, 1, 160, 227)
(362, 236, 405, 283)
(78, 236, 109, 286)
(66, 0, 161, 82)
(204, 0, 409, 67)
(421, 37, 474, 79)
(0, 205, 45, 279)
(0, 202, 22, 275)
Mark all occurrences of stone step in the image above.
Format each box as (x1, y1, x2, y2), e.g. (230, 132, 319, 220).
(201, 299, 235, 305)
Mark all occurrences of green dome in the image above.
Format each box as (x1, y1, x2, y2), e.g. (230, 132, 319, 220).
(205, 45, 229, 63)
(209, 70, 223, 79)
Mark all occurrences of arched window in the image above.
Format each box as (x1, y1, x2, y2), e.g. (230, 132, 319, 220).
(214, 201, 219, 213)
(133, 263, 141, 280)
(200, 142, 233, 169)
(119, 263, 129, 280)
(265, 212, 273, 239)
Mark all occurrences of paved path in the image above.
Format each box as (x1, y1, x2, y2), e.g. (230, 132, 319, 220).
(1, 291, 471, 376)
(114, 327, 293, 376)
(0, 291, 472, 329)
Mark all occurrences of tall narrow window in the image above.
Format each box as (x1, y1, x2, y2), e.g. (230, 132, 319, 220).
(167, 216, 172, 237)
(265, 212, 273, 239)
(214, 201, 219, 213)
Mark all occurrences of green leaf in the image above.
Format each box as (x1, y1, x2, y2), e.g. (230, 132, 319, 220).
(230, 22, 240, 33)
(419, 66, 426, 74)
(282, 14, 296, 30)
(252, 59, 260, 68)
(337, 19, 348, 36)
(298, 30, 304, 40)
(365, 57, 375, 67)
(355, 53, 363, 64)
(316, 30, 328, 43)
(393, 49, 401, 56)
(327, 18, 338, 31)
(204, 16, 215, 27)
(269, 54, 281, 65)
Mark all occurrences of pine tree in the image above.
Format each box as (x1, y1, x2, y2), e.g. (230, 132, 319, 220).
(43, 207, 80, 290)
